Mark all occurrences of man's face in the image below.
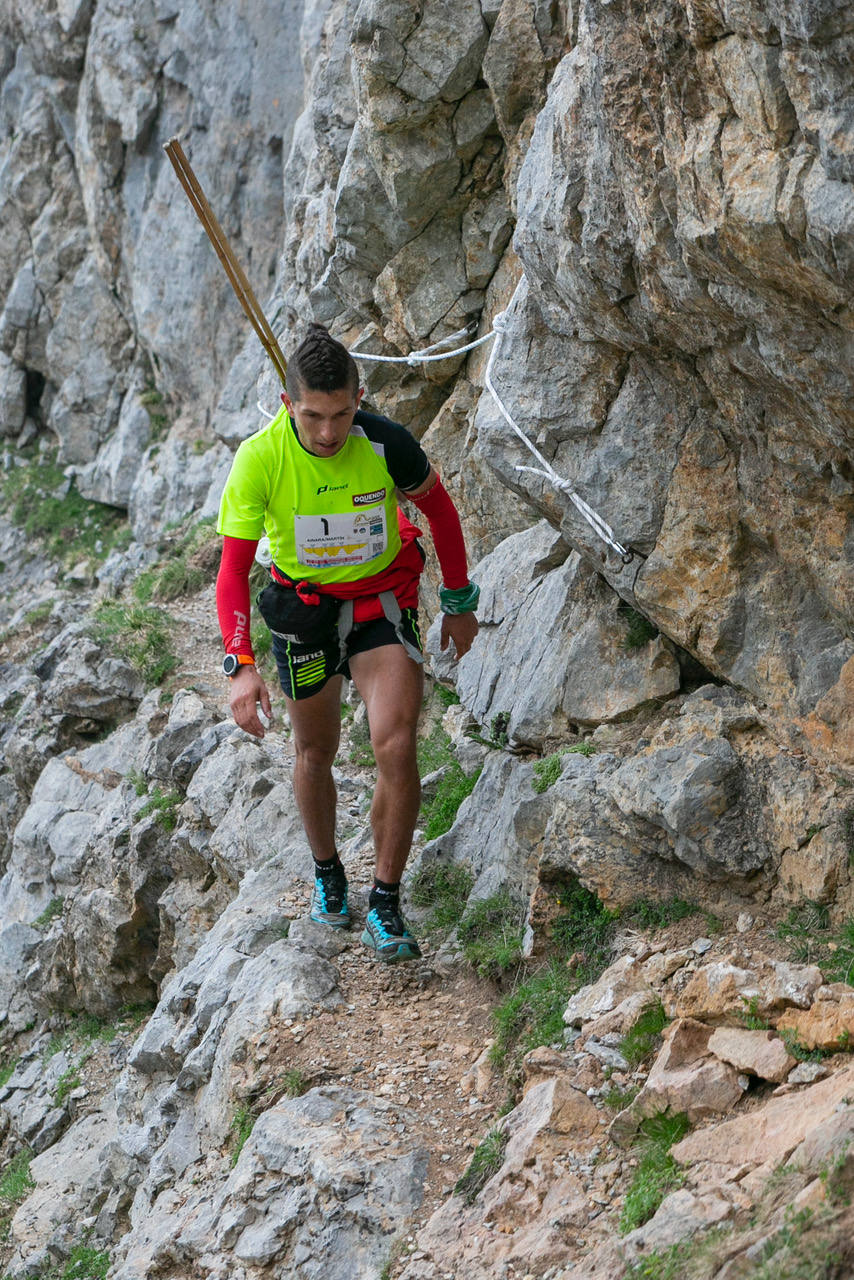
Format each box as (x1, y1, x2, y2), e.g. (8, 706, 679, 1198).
(283, 385, 363, 457)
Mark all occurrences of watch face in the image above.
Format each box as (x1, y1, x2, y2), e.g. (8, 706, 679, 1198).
(222, 654, 239, 677)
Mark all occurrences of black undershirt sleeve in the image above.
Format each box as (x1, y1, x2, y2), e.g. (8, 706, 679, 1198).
(354, 409, 432, 492)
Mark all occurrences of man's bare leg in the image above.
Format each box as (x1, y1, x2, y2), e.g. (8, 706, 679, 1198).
(349, 644, 424, 883)
(284, 674, 344, 861)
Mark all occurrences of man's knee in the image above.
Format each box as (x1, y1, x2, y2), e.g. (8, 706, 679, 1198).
(293, 737, 337, 775)
(371, 723, 418, 776)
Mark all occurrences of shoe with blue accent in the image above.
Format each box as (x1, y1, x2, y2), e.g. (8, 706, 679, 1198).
(310, 874, 350, 930)
(361, 902, 421, 963)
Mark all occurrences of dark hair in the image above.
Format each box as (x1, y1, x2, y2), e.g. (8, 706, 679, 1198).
(286, 323, 359, 400)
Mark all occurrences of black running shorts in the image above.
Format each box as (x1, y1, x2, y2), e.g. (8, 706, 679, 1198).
(270, 608, 422, 701)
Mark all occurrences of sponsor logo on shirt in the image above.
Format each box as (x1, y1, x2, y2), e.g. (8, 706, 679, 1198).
(353, 488, 386, 506)
(316, 483, 348, 496)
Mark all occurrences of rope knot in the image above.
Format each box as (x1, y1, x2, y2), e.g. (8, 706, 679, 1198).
(492, 311, 510, 333)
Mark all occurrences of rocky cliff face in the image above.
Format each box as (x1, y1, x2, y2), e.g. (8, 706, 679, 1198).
(1, 1, 854, 1277)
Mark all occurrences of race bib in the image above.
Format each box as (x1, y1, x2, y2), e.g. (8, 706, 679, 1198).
(294, 507, 388, 568)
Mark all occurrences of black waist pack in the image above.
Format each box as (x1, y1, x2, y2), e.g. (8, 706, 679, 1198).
(256, 579, 341, 644)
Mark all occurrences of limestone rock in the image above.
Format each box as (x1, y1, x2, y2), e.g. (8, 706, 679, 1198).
(673, 955, 824, 1024)
(401, 1074, 599, 1279)
(707, 1027, 796, 1083)
(611, 1019, 746, 1144)
(622, 1185, 736, 1256)
(428, 521, 681, 746)
(671, 1062, 854, 1175)
(7, 1105, 118, 1274)
(110, 1088, 428, 1280)
(563, 956, 655, 1028)
(776, 986, 854, 1052)
(417, 752, 545, 903)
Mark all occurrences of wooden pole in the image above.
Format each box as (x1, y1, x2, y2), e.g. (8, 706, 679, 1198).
(163, 137, 288, 387)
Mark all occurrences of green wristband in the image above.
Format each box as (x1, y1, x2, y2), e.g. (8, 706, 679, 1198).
(440, 582, 480, 614)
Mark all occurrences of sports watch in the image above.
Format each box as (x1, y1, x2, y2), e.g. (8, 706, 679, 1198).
(222, 654, 255, 678)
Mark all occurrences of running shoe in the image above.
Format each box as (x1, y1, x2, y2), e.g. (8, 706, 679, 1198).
(310, 874, 350, 930)
(361, 903, 421, 963)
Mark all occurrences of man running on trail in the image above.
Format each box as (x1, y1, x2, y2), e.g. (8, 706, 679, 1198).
(215, 324, 480, 962)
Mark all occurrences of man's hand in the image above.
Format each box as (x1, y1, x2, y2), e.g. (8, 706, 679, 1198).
(228, 665, 273, 738)
(440, 612, 479, 660)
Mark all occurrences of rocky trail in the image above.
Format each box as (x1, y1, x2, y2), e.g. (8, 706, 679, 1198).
(2, 573, 854, 1279)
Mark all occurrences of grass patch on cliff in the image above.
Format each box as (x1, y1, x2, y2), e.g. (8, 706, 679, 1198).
(620, 1112, 691, 1234)
(0, 1149, 34, 1205)
(53, 1067, 82, 1107)
(454, 1126, 508, 1204)
(137, 785, 182, 832)
(618, 601, 660, 649)
(531, 741, 597, 794)
(1, 449, 131, 568)
(777, 901, 854, 985)
(458, 891, 526, 980)
(132, 517, 218, 603)
(620, 1000, 669, 1067)
(421, 763, 480, 840)
(32, 897, 64, 930)
(230, 1105, 255, 1166)
(57, 1244, 111, 1278)
(94, 601, 177, 685)
(489, 880, 616, 1074)
(408, 862, 474, 938)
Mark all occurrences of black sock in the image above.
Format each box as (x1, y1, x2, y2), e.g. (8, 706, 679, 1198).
(369, 877, 400, 910)
(314, 855, 346, 882)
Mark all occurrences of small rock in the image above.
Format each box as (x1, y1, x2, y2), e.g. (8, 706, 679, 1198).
(786, 1061, 830, 1085)
(692, 937, 714, 955)
(736, 913, 754, 933)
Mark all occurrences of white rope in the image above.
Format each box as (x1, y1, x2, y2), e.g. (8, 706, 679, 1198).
(351, 327, 496, 366)
(483, 280, 632, 563)
(258, 293, 632, 562)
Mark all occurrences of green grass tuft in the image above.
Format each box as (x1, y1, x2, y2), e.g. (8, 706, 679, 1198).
(33, 897, 64, 929)
(1, 449, 131, 569)
(620, 1000, 669, 1067)
(60, 1245, 111, 1279)
(619, 1112, 691, 1234)
(454, 1127, 508, 1204)
(618, 602, 660, 649)
(491, 958, 573, 1068)
(489, 880, 617, 1072)
(777, 902, 854, 984)
(281, 1068, 309, 1098)
(457, 891, 525, 980)
(738, 994, 770, 1031)
(0, 1149, 35, 1204)
(408, 862, 475, 937)
(54, 1067, 81, 1107)
(132, 517, 217, 604)
(532, 752, 563, 793)
(625, 898, 697, 929)
(230, 1105, 255, 1166)
(94, 601, 177, 685)
(137, 785, 182, 832)
(422, 763, 480, 840)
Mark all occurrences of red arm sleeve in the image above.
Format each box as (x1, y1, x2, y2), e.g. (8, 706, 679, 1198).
(406, 476, 469, 590)
(216, 535, 259, 659)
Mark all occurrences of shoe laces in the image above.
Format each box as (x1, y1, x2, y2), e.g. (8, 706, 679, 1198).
(371, 901, 405, 934)
(316, 876, 347, 913)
